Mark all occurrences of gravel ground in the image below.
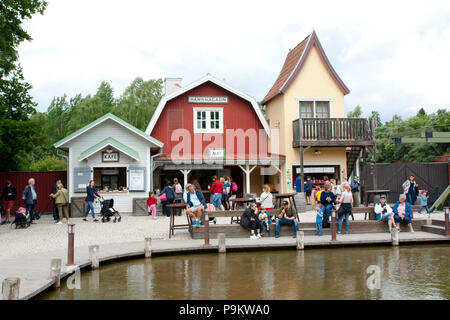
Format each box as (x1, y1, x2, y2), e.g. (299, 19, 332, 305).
(0, 208, 444, 260)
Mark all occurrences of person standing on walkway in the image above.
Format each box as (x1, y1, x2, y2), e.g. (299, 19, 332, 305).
(402, 174, 419, 205)
(161, 180, 175, 217)
(173, 178, 183, 204)
(1, 180, 17, 224)
(259, 184, 273, 210)
(147, 191, 158, 219)
(22, 178, 38, 224)
(221, 177, 231, 210)
(315, 203, 324, 236)
(83, 180, 100, 222)
(51, 178, 62, 223)
(208, 176, 224, 211)
(305, 176, 314, 205)
(337, 183, 353, 234)
(295, 175, 302, 193)
(418, 190, 429, 215)
(50, 182, 69, 224)
(351, 176, 360, 207)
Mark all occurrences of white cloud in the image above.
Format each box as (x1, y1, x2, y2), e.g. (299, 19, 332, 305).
(18, 0, 450, 121)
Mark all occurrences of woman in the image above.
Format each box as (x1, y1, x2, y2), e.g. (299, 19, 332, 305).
(259, 184, 273, 210)
(161, 180, 175, 217)
(1, 180, 17, 225)
(84, 180, 100, 222)
(240, 202, 261, 239)
(173, 178, 183, 204)
(50, 183, 69, 224)
(337, 183, 353, 234)
(393, 194, 414, 232)
(402, 174, 419, 205)
(320, 182, 336, 228)
(221, 177, 231, 210)
(22, 178, 37, 224)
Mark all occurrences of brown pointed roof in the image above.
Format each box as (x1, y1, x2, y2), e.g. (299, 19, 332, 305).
(262, 31, 350, 105)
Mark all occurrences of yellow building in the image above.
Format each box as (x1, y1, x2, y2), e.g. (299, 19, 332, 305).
(263, 30, 375, 192)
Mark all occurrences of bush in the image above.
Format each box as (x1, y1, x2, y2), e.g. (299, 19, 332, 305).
(27, 155, 66, 171)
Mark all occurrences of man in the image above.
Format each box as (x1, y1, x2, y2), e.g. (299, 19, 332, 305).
(374, 195, 395, 232)
(351, 176, 360, 207)
(305, 176, 314, 205)
(22, 178, 38, 224)
(275, 200, 298, 239)
(295, 175, 302, 193)
(208, 176, 224, 210)
(184, 184, 207, 227)
(51, 178, 62, 223)
(1, 180, 17, 224)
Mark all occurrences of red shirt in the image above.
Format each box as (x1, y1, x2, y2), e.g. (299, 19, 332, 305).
(209, 180, 223, 194)
(147, 196, 157, 206)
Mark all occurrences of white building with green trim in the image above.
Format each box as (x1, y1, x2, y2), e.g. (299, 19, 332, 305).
(54, 113, 163, 214)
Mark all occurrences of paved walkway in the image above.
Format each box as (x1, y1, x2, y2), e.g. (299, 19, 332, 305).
(0, 210, 447, 300)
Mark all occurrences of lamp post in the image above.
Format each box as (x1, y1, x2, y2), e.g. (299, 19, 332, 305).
(67, 223, 75, 266)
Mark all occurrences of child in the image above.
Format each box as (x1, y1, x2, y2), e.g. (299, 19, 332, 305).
(257, 206, 271, 236)
(147, 191, 158, 219)
(418, 190, 429, 215)
(314, 186, 322, 204)
(315, 203, 324, 236)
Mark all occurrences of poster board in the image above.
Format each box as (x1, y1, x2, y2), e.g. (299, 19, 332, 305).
(128, 167, 146, 191)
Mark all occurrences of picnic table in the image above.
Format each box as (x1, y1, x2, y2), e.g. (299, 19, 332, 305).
(273, 192, 299, 221)
(364, 189, 390, 207)
(167, 203, 187, 239)
(230, 197, 255, 223)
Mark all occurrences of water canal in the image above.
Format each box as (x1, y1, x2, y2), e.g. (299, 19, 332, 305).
(37, 244, 450, 300)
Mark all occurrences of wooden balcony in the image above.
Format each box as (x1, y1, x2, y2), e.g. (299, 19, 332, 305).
(292, 118, 376, 147)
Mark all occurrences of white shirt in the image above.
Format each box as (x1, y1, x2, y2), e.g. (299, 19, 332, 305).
(259, 192, 273, 209)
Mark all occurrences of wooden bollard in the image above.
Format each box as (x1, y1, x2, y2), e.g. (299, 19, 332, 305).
(2, 278, 20, 300)
(391, 227, 399, 246)
(144, 237, 152, 258)
(218, 233, 226, 253)
(50, 258, 62, 288)
(89, 245, 100, 269)
(444, 207, 450, 237)
(296, 231, 304, 250)
(67, 223, 75, 266)
(331, 210, 337, 241)
(204, 213, 210, 246)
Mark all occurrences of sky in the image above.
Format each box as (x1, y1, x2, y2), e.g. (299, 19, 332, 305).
(18, 0, 450, 121)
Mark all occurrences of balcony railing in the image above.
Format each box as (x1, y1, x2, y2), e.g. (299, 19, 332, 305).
(292, 118, 376, 147)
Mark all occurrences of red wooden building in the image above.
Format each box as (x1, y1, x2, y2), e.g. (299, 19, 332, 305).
(145, 74, 285, 196)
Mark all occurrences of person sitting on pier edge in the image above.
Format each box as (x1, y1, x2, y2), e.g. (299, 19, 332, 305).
(240, 202, 261, 239)
(275, 200, 298, 239)
(336, 183, 353, 234)
(320, 182, 336, 228)
(374, 195, 395, 232)
(392, 194, 414, 233)
(208, 176, 224, 211)
(183, 184, 206, 227)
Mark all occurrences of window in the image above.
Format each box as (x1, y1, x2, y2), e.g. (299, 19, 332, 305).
(298, 100, 331, 118)
(193, 108, 223, 133)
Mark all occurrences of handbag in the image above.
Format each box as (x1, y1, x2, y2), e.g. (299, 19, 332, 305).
(160, 193, 167, 202)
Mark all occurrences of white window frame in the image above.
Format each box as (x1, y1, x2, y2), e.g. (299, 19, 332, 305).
(295, 98, 334, 119)
(193, 107, 223, 134)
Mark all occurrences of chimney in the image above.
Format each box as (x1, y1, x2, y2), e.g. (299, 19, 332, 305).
(164, 78, 182, 96)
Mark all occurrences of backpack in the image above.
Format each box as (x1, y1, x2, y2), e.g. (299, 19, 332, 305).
(231, 182, 238, 193)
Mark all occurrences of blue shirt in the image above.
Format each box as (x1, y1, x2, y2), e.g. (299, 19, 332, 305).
(316, 209, 324, 223)
(295, 176, 302, 192)
(184, 191, 201, 207)
(31, 185, 37, 200)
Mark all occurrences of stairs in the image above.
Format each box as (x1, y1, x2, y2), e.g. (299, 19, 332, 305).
(346, 146, 362, 177)
(421, 219, 447, 235)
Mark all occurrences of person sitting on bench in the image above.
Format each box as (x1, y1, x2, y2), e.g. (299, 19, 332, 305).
(240, 202, 261, 239)
(392, 194, 414, 233)
(183, 184, 206, 227)
(374, 195, 395, 232)
(275, 200, 298, 239)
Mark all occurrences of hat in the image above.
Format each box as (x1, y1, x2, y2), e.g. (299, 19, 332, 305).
(380, 194, 386, 199)
(315, 186, 320, 190)
(421, 190, 426, 194)
(18, 207, 26, 212)
(282, 200, 289, 206)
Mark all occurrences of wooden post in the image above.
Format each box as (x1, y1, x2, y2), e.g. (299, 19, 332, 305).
(296, 231, 304, 250)
(444, 207, 450, 236)
(89, 245, 100, 269)
(204, 213, 210, 246)
(218, 233, 226, 253)
(391, 227, 399, 246)
(50, 258, 62, 288)
(331, 210, 337, 241)
(2, 278, 20, 300)
(67, 223, 75, 266)
(144, 237, 152, 258)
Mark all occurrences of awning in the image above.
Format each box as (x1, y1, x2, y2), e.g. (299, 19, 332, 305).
(78, 137, 140, 162)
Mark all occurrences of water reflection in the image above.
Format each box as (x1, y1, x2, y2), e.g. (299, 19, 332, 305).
(37, 245, 450, 300)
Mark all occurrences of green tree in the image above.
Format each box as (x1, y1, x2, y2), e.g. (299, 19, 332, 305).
(95, 81, 115, 113)
(113, 78, 163, 131)
(67, 95, 105, 134)
(347, 105, 362, 118)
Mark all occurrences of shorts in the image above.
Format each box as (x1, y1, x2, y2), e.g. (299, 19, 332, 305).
(188, 205, 202, 213)
(394, 214, 411, 224)
(306, 190, 312, 196)
(380, 213, 393, 221)
(4, 201, 14, 210)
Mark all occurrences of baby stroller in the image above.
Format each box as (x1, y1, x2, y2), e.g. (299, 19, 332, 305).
(100, 198, 121, 223)
(11, 209, 30, 229)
